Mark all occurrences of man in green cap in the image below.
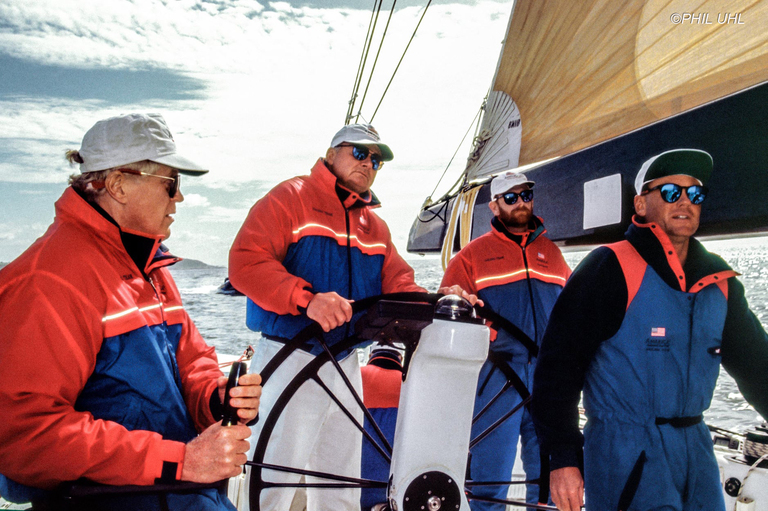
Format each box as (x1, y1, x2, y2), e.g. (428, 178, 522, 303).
(531, 148, 768, 511)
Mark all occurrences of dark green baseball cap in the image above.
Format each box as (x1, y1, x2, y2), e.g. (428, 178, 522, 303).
(634, 149, 713, 194)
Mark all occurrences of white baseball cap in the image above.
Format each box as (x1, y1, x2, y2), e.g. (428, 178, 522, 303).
(490, 171, 535, 198)
(330, 123, 394, 161)
(78, 113, 208, 175)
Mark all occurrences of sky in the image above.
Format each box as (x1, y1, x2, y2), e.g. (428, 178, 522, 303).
(0, 0, 512, 266)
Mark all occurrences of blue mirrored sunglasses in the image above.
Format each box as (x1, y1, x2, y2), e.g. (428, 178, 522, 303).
(643, 183, 707, 205)
(497, 189, 534, 205)
(336, 144, 384, 171)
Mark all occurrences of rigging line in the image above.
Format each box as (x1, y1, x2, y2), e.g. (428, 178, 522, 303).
(346, 0, 383, 124)
(354, 0, 398, 124)
(369, 0, 433, 123)
(427, 104, 483, 201)
(461, 94, 488, 187)
(416, 197, 448, 224)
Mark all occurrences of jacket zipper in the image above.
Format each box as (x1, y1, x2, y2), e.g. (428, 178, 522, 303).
(520, 239, 538, 363)
(344, 207, 353, 339)
(149, 273, 183, 389)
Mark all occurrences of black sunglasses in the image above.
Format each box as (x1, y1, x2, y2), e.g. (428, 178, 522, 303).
(496, 189, 534, 205)
(642, 183, 707, 205)
(336, 144, 384, 171)
(119, 168, 180, 198)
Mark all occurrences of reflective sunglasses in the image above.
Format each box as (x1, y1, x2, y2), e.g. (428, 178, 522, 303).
(336, 144, 384, 171)
(496, 189, 534, 205)
(642, 183, 707, 205)
(119, 168, 181, 198)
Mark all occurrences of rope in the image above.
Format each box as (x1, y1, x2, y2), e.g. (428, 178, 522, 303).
(735, 453, 768, 509)
(218, 345, 255, 369)
(354, 0, 398, 123)
(345, 0, 383, 125)
(425, 105, 483, 203)
(370, 0, 433, 122)
(466, 128, 493, 168)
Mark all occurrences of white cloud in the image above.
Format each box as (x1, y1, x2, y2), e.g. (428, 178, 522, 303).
(179, 193, 210, 207)
(0, 0, 511, 264)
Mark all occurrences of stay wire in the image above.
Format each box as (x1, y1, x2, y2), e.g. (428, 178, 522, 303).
(346, 0, 383, 125)
(370, 0, 433, 123)
(354, 0, 398, 123)
(427, 104, 483, 201)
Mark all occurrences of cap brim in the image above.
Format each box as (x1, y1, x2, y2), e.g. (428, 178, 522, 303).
(342, 138, 394, 161)
(152, 154, 208, 175)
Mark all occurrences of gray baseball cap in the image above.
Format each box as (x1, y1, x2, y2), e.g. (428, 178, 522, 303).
(330, 123, 394, 161)
(78, 113, 208, 175)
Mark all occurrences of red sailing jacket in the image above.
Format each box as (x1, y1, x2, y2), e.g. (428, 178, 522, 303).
(442, 217, 570, 359)
(229, 158, 424, 351)
(0, 188, 221, 490)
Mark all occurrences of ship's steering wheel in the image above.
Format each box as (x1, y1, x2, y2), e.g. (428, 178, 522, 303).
(244, 292, 556, 511)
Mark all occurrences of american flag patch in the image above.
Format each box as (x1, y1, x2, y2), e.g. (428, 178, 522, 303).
(538, 252, 546, 260)
(651, 327, 666, 337)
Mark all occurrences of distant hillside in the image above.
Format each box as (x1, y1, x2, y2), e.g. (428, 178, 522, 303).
(172, 258, 223, 270)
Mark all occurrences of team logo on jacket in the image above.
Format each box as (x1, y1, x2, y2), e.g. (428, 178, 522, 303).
(536, 251, 549, 268)
(646, 327, 669, 352)
(312, 207, 333, 217)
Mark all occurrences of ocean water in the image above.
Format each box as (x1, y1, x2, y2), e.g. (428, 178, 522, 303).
(170, 242, 768, 434)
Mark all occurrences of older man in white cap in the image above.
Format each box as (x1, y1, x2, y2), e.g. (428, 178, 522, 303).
(0, 113, 261, 511)
(531, 149, 768, 511)
(230, 123, 440, 511)
(441, 170, 570, 509)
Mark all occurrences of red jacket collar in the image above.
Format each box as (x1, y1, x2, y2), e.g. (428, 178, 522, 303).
(56, 188, 179, 278)
(490, 215, 546, 247)
(310, 158, 381, 210)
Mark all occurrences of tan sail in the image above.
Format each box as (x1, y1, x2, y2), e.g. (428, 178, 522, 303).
(493, 0, 768, 166)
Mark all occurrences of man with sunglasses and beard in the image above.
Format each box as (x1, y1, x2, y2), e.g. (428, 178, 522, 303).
(531, 149, 768, 511)
(441, 171, 571, 510)
(230, 124, 479, 511)
(0, 113, 262, 511)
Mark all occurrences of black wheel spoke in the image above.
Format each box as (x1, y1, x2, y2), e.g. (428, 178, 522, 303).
(469, 394, 531, 449)
(472, 379, 513, 425)
(317, 336, 394, 457)
(311, 374, 392, 463)
(247, 462, 387, 488)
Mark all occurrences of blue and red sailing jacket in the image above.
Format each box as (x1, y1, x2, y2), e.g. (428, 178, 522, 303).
(441, 216, 570, 360)
(0, 188, 222, 499)
(229, 159, 424, 352)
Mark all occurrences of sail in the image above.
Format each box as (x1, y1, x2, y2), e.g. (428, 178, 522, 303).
(492, 0, 768, 166)
(464, 90, 522, 181)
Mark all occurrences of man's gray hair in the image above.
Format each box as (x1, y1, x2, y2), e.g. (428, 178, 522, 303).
(66, 150, 165, 202)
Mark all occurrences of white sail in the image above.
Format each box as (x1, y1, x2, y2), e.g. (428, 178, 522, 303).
(464, 90, 522, 181)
